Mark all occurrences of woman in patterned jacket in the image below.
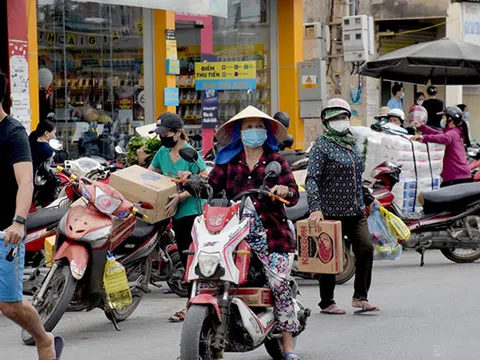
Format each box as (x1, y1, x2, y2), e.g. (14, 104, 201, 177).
(306, 98, 378, 315)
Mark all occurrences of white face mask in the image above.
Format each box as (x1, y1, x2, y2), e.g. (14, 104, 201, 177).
(329, 120, 350, 133)
(417, 100, 424, 106)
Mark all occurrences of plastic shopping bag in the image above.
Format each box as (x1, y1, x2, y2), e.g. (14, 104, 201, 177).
(367, 205, 403, 260)
(378, 206, 411, 241)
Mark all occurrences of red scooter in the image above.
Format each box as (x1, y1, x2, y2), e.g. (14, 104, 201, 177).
(22, 167, 166, 345)
(370, 161, 480, 266)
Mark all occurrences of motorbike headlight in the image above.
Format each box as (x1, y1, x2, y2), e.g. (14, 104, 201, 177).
(198, 252, 220, 278)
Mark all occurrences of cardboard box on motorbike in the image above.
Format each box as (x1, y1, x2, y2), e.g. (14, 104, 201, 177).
(296, 220, 344, 274)
(109, 165, 177, 223)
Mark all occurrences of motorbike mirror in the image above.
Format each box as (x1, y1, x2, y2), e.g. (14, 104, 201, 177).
(179, 147, 199, 163)
(115, 145, 126, 155)
(191, 134, 203, 142)
(265, 161, 282, 179)
(282, 134, 294, 149)
(49, 139, 63, 151)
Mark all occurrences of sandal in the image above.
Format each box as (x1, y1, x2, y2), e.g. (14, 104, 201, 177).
(320, 304, 346, 315)
(352, 300, 379, 314)
(169, 308, 187, 322)
(284, 352, 301, 360)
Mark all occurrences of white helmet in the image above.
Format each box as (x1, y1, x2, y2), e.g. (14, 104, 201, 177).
(387, 108, 405, 122)
(321, 98, 352, 122)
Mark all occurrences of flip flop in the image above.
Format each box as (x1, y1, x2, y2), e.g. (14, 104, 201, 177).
(53, 336, 64, 360)
(169, 309, 187, 322)
(354, 305, 380, 315)
(284, 352, 301, 360)
(320, 304, 346, 315)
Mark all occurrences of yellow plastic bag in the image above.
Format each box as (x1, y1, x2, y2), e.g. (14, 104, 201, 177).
(379, 206, 411, 241)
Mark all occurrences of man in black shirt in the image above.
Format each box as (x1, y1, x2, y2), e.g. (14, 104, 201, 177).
(422, 85, 444, 128)
(0, 72, 56, 359)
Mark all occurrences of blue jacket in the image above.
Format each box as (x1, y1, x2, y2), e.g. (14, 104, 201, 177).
(306, 136, 366, 217)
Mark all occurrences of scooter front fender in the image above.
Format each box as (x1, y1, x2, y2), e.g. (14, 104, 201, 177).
(54, 241, 89, 280)
(188, 294, 222, 322)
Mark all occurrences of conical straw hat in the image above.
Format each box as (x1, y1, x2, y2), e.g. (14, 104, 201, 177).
(216, 106, 288, 145)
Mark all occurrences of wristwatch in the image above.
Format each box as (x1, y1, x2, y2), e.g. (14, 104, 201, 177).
(13, 215, 26, 225)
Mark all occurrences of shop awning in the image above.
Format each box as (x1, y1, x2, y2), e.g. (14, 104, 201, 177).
(74, 0, 228, 18)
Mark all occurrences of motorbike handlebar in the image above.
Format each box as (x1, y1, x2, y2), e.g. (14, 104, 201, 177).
(131, 208, 148, 221)
(232, 189, 291, 205)
(56, 166, 76, 181)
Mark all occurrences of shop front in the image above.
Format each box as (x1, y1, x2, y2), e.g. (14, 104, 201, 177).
(4, 0, 303, 158)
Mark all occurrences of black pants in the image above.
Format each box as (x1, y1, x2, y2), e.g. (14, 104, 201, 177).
(317, 215, 374, 309)
(172, 215, 197, 301)
(172, 215, 197, 268)
(440, 177, 473, 188)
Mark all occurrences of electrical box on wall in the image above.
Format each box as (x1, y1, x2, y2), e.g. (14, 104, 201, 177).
(297, 60, 327, 118)
(342, 15, 374, 62)
(303, 22, 330, 60)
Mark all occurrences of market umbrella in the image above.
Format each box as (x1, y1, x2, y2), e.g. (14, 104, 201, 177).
(360, 38, 480, 85)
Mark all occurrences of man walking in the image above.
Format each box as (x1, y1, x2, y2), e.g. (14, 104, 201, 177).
(422, 85, 444, 128)
(0, 72, 57, 359)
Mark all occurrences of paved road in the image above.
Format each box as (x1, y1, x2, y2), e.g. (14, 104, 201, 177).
(2, 251, 480, 359)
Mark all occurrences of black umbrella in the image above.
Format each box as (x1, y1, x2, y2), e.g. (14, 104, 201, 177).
(360, 38, 480, 85)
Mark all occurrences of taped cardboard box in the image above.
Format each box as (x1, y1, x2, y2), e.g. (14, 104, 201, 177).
(109, 165, 177, 223)
(296, 220, 344, 274)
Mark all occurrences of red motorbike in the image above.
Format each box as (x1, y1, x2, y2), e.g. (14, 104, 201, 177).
(370, 161, 480, 266)
(22, 166, 165, 345)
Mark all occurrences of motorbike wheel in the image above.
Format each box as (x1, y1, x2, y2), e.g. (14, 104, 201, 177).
(335, 246, 355, 285)
(166, 251, 189, 298)
(180, 305, 219, 360)
(105, 255, 152, 323)
(441, 248, 480, 263)
(264, 337, 297, 360)
(22, 265, 77, 345)
(441, 216, 480, 263)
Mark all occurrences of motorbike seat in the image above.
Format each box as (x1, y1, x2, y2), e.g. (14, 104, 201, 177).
(422, 182, 480, 214)
(285, 192, 309, 223)
(129, 220, 159, 244)
(26, 208, 68, 232)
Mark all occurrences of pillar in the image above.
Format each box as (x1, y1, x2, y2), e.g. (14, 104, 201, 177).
(153, 10, 176, 118)
(5, 0, 32, 130)
(278, 0, 304, 149)
(28, 0, 39, 130)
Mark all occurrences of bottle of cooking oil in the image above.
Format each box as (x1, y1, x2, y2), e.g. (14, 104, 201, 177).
(103, 254, 132, 309)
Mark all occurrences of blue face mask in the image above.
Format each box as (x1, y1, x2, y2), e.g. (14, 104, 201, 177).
(464, 112, 470, 119)
(440, 119, 446, 128)
(241, 129, 267, 148)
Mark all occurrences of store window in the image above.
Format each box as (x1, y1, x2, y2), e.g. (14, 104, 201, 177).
(176, 0, 271, 132)
(213, 0, 270, 123)
(37, 0, 147, 158)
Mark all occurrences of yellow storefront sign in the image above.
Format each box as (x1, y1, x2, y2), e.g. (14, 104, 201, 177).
(195, 61, 256, 80)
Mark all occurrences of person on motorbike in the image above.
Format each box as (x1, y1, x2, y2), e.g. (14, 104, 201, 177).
(147, 112, 208, 322)
(29, 119, 57, 171)
(411, 105, 472, 187)
(208, 106, 301, 360)
(306, 98, 377, 315)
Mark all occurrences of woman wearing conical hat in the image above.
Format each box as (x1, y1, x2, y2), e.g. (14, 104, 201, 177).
(208, 106, 302, 360)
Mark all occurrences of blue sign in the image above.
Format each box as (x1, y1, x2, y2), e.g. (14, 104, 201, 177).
(166, 59, 180, 75)
(196, 78, 256, 91)
(201, 90, 219, 129)
(164, 87, 179, 106)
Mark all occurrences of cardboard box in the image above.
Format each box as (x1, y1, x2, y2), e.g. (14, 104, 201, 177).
(296, 220, 344, 274)
(109, 165, 177, 223)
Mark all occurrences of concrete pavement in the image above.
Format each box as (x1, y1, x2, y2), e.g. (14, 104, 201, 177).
(1, 250, 480, 359)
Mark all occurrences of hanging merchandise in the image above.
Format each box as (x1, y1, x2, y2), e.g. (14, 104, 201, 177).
(104, 254, 132, 309)
(367, 205, 403, 261)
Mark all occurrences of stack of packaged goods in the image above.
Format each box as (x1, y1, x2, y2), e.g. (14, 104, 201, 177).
(351, 127, 445, 215)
